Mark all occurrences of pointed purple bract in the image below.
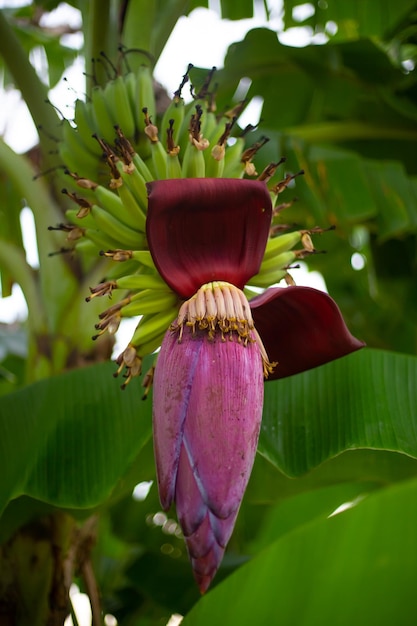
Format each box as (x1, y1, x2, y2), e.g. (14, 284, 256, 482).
(153, 326, 264, 593)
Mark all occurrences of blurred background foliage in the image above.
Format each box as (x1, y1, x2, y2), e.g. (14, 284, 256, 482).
(0, 0, 417, 624)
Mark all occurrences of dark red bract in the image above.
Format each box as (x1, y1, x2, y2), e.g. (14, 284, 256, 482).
(250, 286, 365, 379)
(146, 178, 272, 299)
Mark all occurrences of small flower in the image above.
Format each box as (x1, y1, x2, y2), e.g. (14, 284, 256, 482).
(114, 344, 142, 389)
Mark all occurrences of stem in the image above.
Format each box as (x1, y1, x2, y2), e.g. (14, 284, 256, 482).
(0, 10, 61, 160)
(69, 599, 81, 626)
(0, 240, 46, 334)
(0, 138, 77, 334)
(76, 517, 102, 626)
(151, 0, 190, 64)
(81, 559, 103, 626)
(121, 0, 191, 68)
(82, 0, 120, 94)
(121, 0, 156, 67)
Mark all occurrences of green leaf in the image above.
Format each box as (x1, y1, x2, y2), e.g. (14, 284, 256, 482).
(283, 0, 417, 40)
(0, 361, 153, 514)
(220, 0, 254, 20)
(182, 476, 417, 625)
(248, 482, 378, 553)
(247, 447, 417, 508)
(0, 172, 24, 297)
(308, 144, 377, 224)
(259, 348, 417, 476)
(221, 32, 404, 122)
(365, 160, 417, 239)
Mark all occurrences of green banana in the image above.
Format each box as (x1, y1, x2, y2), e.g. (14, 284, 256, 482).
(65, 207, 97, 229)
(161, 96, 185, 147)
(93, 183, 124, 215)
(132, 152, 154, 183)
(116, 272, 168, 290)
(204, 114, 238, 177)
(205, 145, 225, 178)
(125, 70, 138, 112)
(149, 139, 168, 180)
(59, 145, 82, 178)
(130, 305, 178, 347)
(131, 250, 155, 268)
(83, 227, 123, 250)
(113, 76, 136, 139)
(112, 175, 147, 232)
(177, 102, 197, 154)
(247, 268, 289, 288)
(133, 333, 163, 362)
(121, 289, 178, 316)
(118, 161, 148, 213)
(135, 65, 156, 133)
(90, 205, 145, 249)
(91, 85, 117, 142)
(73, 99, 101, 156)
(166, 152, 182, 178)
(262, 230, 302, 261)
(181, 141, 206, 178)
(257, 249, 298, 275)
(202, 107, 222, 144)
(164, 117, 182, 177)
(223, 137, 246, 178)
(101, 258, 142, 281)
(61, 122, 100, 174)
(249, 250, 297, 287)
(72, 238, 99, 257)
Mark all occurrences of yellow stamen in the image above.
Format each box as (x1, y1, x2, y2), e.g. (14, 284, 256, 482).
(170, 281, 275, 377)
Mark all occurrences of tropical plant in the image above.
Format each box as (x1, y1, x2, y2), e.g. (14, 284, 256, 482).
(0, 0, 417, 624)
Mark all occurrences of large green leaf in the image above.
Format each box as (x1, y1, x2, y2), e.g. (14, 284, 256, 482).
(260, 348, 417, 476)
(182, 476, 417, 625)
(219, 31, 409, 130)
(307, 145, 377, 225)
(0, 361, 152, 514)
(365, 160, 417, 238)
(2, 348, 416, 516)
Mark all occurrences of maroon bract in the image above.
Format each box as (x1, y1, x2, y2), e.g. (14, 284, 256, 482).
(146, 178, 273, 299)
(250, 286, 365, 379)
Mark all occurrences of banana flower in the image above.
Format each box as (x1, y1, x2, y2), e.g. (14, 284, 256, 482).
(147, 178, 364, 592)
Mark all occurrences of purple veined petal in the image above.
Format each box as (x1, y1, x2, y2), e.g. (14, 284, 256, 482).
(250, 286, 365, 380)
(152, 330, 204, 510)
(146, 178, 272, 299)
(152, 326, 264, 592)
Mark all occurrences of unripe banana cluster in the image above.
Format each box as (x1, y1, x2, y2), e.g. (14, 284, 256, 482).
(56, 63, 321, 387)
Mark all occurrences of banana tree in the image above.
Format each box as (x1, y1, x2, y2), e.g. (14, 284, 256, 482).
(1, 0, 417, 624)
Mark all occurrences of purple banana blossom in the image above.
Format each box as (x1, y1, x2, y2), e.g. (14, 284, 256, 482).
(153, 324, 264, 593)
(147, 178, 364, 593)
